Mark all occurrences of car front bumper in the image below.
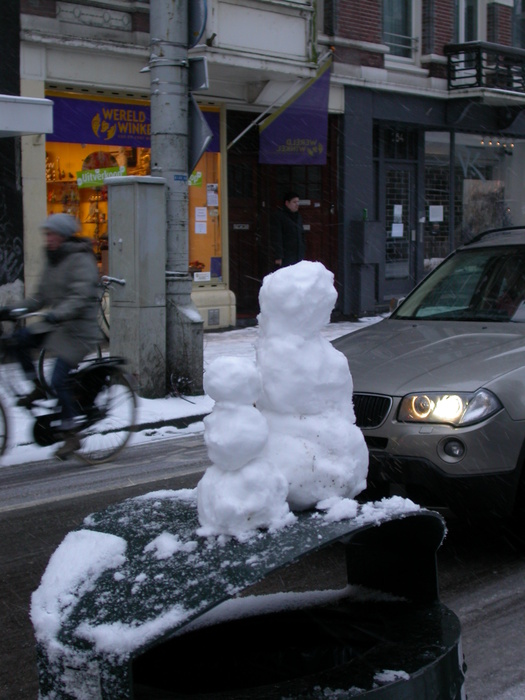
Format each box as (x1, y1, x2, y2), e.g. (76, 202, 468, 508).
(359, 401, 525, 519)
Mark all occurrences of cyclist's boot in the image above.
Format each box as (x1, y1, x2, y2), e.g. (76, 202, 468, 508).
(16, 380, 46, 407)
(55, 433, 81, 461)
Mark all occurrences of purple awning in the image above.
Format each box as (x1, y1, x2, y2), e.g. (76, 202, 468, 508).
(259, 59, 331, 165)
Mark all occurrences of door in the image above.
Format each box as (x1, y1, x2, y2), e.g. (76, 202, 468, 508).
(227, 113, 340, 317)
(261, 163, 338, 275)
(383, 163, 418, 301)
(228, 153, 263, 316)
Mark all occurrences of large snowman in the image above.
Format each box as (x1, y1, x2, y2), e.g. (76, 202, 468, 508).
(197, 356, 293, 536)
(256, 260, 369, 510)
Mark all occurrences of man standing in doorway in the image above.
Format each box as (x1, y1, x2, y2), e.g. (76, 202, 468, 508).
(271, 191, 306, 268)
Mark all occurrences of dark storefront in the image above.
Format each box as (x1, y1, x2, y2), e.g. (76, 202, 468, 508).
(341, 87, 525, 316)
(227, 111, 341, 317)
(227, 83, 525, 321)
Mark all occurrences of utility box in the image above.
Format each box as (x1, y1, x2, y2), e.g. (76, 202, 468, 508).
(106, 176, 167, 398)
(32, 496, 465, 699)
(347, 221, 386, 316)
(349, 221, 385, 265)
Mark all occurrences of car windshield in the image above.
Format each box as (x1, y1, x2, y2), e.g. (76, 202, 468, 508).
(393, 246, 525, 322)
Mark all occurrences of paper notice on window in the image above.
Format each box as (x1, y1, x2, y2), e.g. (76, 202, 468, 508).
(393, 204, 403, 223)
(195, 207, 207, 222)
(391, 223, 404, 238)
(429, 205, 444, 222)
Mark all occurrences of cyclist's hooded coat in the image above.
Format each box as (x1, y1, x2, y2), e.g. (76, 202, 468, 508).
(22, 237, 102, 365)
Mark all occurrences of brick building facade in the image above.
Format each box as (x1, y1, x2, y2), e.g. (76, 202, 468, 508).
(13, 0, 525, 318)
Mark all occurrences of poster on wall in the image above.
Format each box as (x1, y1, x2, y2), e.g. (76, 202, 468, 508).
(207, 184, 219, 206)
(195, 206, 207, 221)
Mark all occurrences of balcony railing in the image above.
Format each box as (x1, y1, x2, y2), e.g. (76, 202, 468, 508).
(445, 42, 525, 94)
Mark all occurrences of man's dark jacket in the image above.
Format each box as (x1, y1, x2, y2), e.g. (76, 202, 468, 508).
(271, 206, 305, 267)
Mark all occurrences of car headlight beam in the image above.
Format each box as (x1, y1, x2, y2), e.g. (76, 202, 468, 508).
(433, 394, 465, 422)
(398, 389, 502, 426)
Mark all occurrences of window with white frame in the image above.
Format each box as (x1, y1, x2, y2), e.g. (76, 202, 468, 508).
(513, 0, 525, 48)
(383, 0, 414, 58)
(455, 0, 479, 42)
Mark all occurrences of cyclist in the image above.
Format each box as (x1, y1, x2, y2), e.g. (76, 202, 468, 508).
(0, 213, 101, 459)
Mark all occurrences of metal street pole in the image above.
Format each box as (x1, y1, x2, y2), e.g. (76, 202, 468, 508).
(148, 0, 203, 395)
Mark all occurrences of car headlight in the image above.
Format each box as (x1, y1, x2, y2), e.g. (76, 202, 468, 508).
(398, 389, 502, 426)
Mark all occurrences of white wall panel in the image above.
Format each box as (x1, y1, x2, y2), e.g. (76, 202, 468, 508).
(217, 1, 309, 60)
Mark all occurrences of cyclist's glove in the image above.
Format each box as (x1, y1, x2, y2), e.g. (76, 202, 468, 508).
(45, 312, 59, 324)
(0, 307, 27, 321)
(9, 307, 29, 319)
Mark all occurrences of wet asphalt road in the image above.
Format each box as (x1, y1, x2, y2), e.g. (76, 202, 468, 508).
(1, 435, 525, 699)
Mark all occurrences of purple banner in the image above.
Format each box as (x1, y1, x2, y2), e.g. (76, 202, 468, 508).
(259, 59, 331, 165)
(48, 96, 220, 152)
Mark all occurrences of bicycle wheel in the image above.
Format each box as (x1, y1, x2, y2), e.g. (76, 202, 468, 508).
(75, 365, 136, 464)
(38, 346, 103, 396)
(37, 348, 53, 395)
(0, 396, 8, 456)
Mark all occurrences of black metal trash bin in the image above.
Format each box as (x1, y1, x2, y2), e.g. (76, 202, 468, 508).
(32, 492, 465, 699)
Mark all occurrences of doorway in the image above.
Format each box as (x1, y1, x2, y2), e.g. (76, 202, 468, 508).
(227, 112, 340, 317)
(382, 162, 418, 301)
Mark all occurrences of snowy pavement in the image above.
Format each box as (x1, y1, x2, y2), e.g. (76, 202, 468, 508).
(0, 315, 383, 468)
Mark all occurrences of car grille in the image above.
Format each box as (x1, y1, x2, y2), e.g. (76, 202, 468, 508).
(353, 393, 392, 429)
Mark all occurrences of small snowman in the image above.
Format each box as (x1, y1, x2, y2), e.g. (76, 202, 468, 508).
(256, 260, 369, 511)
(197, 356, 293, 537)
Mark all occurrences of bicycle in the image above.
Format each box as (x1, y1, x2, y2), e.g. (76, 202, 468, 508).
(37, 274, 125, 395)
(97, 274, 126, 341)
(0, 312, 137, 464)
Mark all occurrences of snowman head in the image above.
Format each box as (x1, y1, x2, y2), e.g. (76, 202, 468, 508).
(204, 356, 262, 405)
(258, 261, 337, 337)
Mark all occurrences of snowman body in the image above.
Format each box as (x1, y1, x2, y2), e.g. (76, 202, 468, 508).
(256, 261, 369, 510)
(197, 356, 292, 536)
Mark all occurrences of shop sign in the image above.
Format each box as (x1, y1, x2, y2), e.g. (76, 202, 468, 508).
(259, 58, 331, 165)
(77, 166, 126, 188)
(48, 96, 221, 152)
(50, 97, 151, 148)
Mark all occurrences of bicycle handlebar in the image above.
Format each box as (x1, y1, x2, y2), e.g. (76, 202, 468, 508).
(10, 310, 46, 320)
(100, 275, 126, 287)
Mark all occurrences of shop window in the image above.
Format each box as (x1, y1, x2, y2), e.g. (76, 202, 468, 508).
(425, 131, 525, 258)
(453, 133, 516, 247)
(45, 142, 151, 275)
(188, 152, 222, 280)
(45, 93, 221, 282)
(383, 127, 417, 160)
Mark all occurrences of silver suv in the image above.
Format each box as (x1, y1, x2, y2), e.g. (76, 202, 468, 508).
(333, 227, 525, 526)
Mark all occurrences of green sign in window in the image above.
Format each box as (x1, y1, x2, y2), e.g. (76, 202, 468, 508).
(77, 166, 126, 188)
